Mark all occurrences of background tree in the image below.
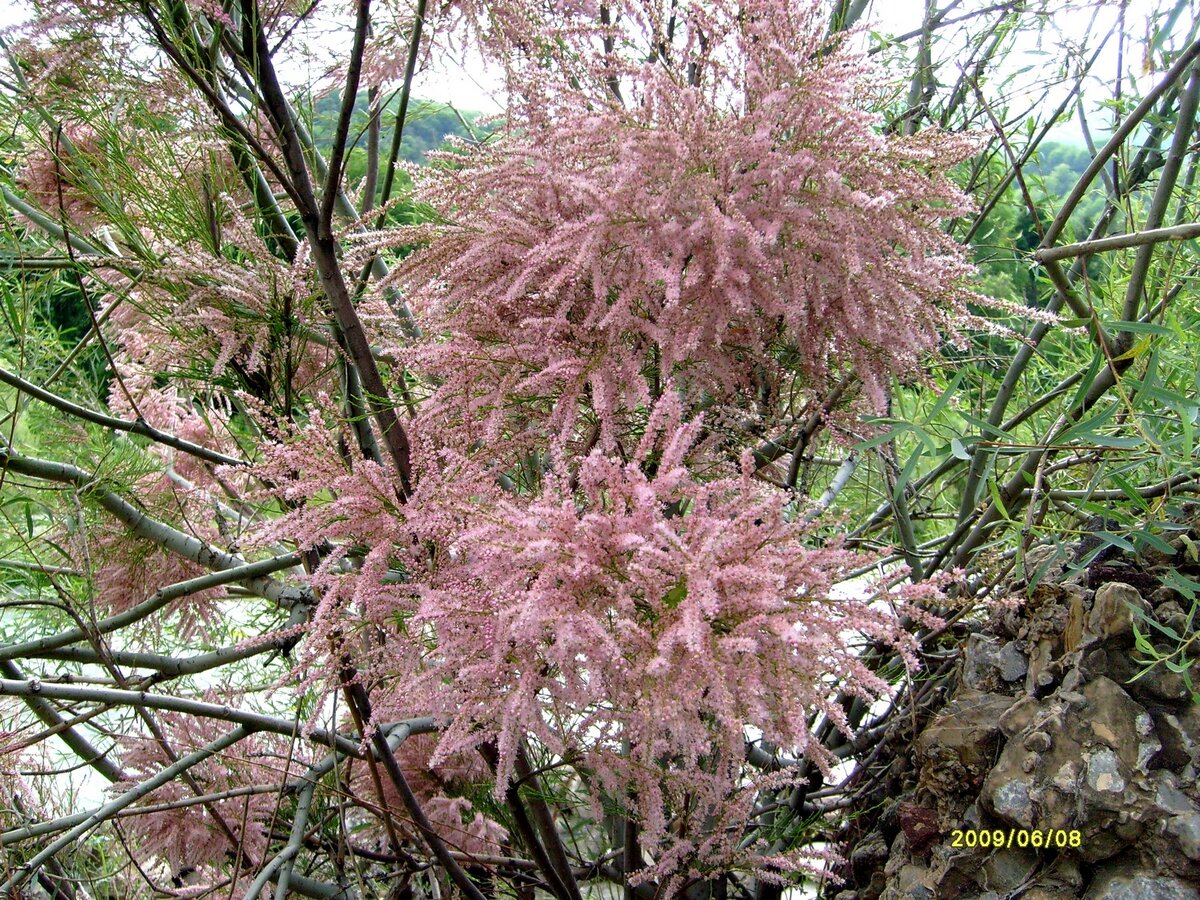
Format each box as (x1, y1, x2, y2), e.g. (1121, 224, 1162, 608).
(1, 0, 1199, 898)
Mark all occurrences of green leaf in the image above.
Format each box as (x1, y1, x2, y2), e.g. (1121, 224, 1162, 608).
(1180, 535, 1200, 564)
(1112, 474, 1150, 511)
(1068, 355, 1103, 410)
(1152, 0, 1190, 53)
(1140, 614, 1181, 642)
(950, 437, 970, 460)
(1093, 531, 1135, 553)
(856, 427, 901, 451)
(663, 580, 688, 610)
(927, 371, 964, 422)
(1132, 623, 1156, 656)
(1162, 570, 1200, 601)
(988, 478, 1010, 521)
(956, 410, 1010, 440)
(1092, 434, 1145, 449)
(894, 445, 924, 501)
(1131, 526, 1175, 556)
(1111, 319, 1175, 337)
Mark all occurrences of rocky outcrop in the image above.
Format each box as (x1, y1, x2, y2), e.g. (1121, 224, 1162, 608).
(833, 524, 1200, 900)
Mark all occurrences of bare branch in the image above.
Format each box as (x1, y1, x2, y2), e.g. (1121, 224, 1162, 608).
(0, 552, 306, 664)
(0, 366, 246, 467)
(1035, 220, 1200, 263)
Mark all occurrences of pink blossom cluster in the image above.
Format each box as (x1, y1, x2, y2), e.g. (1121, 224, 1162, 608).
(112, 709, 316, 871)
(399, 393, 931, 880)
(18, 123, 106, 228)
(102, 204, 340, 425)
(235, 396, 412, 628)
(387, 0, 981, 460)
(353, 732, 508, 858)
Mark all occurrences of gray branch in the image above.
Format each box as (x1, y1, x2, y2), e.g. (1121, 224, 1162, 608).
(0, 679, 368, 756)
(1035, 221, 1200, 262)
(0, 552, 307, 664)
(0, 444, 308, 611)
(0, 366, 245, 467)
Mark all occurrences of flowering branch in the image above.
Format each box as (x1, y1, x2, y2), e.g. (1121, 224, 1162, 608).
(0, 365, 245, 467)
(1, 724, 253, 896)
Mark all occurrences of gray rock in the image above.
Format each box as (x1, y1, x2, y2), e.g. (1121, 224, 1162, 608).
(915, 691, 1014, 791)
(1024, 544, 1067, 583)
(851, 830, 890, 886)
(1024, 730, 1053, 752)
(1152, 771, 1196, 816)
(894, 864, 931, 900)
(1130, 663, 1193, 703)
(998, 641, 1029, 682)
(1085, 747, 1126, 793)
(980, 847, 1039, 891)
(1086, 582, 1148, 646)
(1153, 706, 1200, 776)
(961, 634, 1009, 693)
(1165, 812, 1200, 861)
(1155, 600, 1189, 634)
(982, 677, 1156, 862)
(987, 777, 1034, 827)
(1083, 868, 1199, 900)
(999, 695, 1039, 738)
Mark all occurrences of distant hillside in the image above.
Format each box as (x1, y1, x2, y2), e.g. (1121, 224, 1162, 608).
(1028, 141, 1095, 198)
(305, 90, 491, 192)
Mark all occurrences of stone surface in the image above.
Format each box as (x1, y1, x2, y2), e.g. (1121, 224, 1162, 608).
(1153, 706, 1200, 777)
(998, 641, 1029, 681)
(845, 530, 1200, 900)
(1164, 812, 1200, 862)
(979, 847, 1039, 892)
(961, 634, 1010, 693)
(1082, 867, 1199, 900)
(1023, 544, 1067, 584)
(981, 677, 1160, 862)
(1085, 582, 1148, 646)
(1131, 663, 1193, 703)
(915, 690, 1014, 806)
(850, 830, 889, 900)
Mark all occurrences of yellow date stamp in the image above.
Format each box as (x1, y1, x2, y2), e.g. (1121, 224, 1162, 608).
(950, 828, 1081, 850)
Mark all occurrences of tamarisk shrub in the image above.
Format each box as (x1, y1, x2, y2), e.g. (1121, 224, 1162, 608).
(248, 0, 977, 885)
(2, 0, 987, 891)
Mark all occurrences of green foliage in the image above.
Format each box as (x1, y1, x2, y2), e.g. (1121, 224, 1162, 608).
(306, 90, 490, 207)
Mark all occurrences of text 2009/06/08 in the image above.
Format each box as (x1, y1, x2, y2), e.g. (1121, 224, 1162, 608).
(949, 829, 1082, 850)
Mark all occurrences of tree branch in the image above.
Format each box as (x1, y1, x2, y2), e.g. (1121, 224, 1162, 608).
(0, 366, 245, 467)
